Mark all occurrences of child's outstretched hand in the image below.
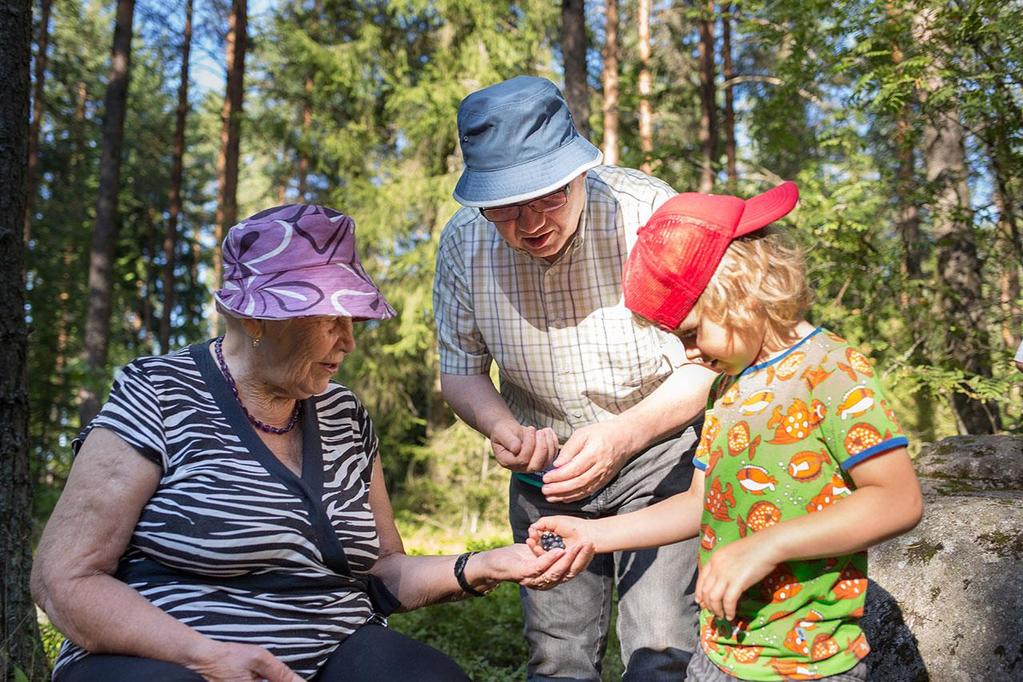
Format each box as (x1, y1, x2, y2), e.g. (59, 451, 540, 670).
(526, 516, 597, 581)
(696, 536, 779, 622)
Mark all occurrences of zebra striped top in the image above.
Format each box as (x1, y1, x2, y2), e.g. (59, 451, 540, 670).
(53, 341, 397, 679)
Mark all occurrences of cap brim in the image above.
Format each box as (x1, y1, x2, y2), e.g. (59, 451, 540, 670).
(215, 263, 397, 321)
(736, 181, 799, 236)
(453, 137, 602, 208)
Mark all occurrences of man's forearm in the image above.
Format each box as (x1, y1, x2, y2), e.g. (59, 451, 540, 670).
(440, 372, 517, 436)
(615, 363, 716, 453)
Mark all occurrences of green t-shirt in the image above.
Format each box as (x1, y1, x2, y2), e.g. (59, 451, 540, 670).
(693, 327, 907, 680)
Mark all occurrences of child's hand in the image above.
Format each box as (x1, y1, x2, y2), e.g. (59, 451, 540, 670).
(696, 536, 779, 621)
(526, 516, 597, 580)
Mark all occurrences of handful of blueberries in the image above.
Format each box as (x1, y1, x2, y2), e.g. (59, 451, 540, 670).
(539, 531, 566, 551)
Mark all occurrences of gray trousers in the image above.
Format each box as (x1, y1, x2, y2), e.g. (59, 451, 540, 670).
(509, 427, 701, 681)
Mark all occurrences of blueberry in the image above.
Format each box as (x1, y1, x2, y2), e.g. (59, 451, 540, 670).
(540, 531, 566, 551)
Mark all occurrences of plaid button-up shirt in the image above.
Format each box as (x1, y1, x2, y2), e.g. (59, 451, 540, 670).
(434, 165, 688, 442)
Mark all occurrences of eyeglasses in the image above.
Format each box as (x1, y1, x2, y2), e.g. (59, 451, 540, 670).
(480, 183, 572, 222)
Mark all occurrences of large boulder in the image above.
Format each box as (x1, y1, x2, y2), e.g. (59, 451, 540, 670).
(863, 435, 1023, 681)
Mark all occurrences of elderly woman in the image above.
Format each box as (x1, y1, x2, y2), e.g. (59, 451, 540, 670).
(32, 204, 589, 682)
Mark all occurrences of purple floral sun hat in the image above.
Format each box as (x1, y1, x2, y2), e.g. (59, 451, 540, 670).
(214, 204, 397, 321)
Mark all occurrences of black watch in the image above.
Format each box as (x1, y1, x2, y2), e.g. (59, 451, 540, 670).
(454, 551, 488, 597)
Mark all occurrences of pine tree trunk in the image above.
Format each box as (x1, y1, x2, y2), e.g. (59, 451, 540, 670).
(601, 0, 620, 166)
(561, 0, 590, 138)
(213, 0, 247, 334)
(23, 0, 52, 245)
(638, 0, 652, 173)
(160, 0, 192, 353)
(894, 104, 935, 441)
(298, 75, 312, 200)
(914, 7, 999, 434)
(79, 0, 136, 425)
(895, 113, 923, 282)
(993, 182, 1021, 349)
(697, 0, 717, 193)
(721, 2, 737, 187)
(1, 2, 48, 679)
(296, 0, 320, 201)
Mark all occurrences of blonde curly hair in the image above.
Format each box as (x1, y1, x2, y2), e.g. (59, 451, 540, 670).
(693, 228, 812, 349)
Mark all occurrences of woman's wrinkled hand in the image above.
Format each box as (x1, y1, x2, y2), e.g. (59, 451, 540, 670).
(477, 542, 592, 591)
(186, 639, 303, 682)
(525, 516, 598, 581)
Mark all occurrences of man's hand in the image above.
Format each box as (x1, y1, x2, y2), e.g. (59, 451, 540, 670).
(695, 535, 780, 622)
(490, 419, 559, 473)
(540, 421, 634, 503)
(186, 639, 304, 682)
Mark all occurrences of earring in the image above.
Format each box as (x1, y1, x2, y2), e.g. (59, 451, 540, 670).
(252, 336, 262, 348)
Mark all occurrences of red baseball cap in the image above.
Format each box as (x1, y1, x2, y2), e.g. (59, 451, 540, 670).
(623, 181, 799, 330)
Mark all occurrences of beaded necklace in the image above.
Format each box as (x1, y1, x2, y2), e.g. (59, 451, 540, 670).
(214, 336, 302, 435)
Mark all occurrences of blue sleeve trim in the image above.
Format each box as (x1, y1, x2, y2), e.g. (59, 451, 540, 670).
(841, 436, 909, 470)
(693, 457, 708, 471)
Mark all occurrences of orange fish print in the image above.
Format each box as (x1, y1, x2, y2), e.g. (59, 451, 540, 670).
(727, 421, 762, 458)
(847, 633, 870, 659)
(700, 524, 717, 551)
(730, 645, 764, 664)
(782, 610, 824, 657)
(721, 381, 741, 406)
(831, 564, 867, 600)
(767, 399, 826, 444)
(844, 422, 889, 456)
(747, 500, 782, 532)
(807, 473, 852, 513)
(801, 364, 833, 391)
(702, 619, 724, 653)
(736, 465, 777, 495)
(811, 633, 841, 661)
(880, 399, 903, 431)
(706, 446, 724, 476)
(696, 415, 722, 461)
(837, 348, 874, 381)
(770, 351, 807, 384)
(762, 565, 803, 603)
(787, 450, 830, 482)
(705, 477, 737, 521)
(769, 658, 818, 680)
(739, 389, 775, 416)
(837, 386, 875, 420)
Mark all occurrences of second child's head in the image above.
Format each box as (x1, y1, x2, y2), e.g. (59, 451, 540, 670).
(623, 182, 810, 374)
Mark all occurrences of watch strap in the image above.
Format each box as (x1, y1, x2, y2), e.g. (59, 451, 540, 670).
(454, 551, 487, 597)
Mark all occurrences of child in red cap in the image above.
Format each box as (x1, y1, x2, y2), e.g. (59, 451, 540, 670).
(529, 183, 923, 681)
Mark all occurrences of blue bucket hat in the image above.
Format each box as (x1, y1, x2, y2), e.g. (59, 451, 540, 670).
(453, 76, 603, 208)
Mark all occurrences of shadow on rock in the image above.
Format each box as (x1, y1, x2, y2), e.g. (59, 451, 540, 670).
(861, 579, 928, 681)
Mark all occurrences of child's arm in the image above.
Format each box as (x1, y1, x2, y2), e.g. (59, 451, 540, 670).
(696, 447, 922, 621)
(528, 469, 706, 560)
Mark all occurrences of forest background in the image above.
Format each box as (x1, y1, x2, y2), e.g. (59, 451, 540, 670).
(2, 0, 1021, 679)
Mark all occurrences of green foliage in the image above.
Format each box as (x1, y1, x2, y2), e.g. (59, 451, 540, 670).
(389, 529, 625, 681)
(38, 619, 64, 668)
(390, 584, 530, 681)
(20, 0, 1023, 676)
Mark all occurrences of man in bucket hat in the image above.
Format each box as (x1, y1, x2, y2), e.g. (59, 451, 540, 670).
(433, 76, 717, 680)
